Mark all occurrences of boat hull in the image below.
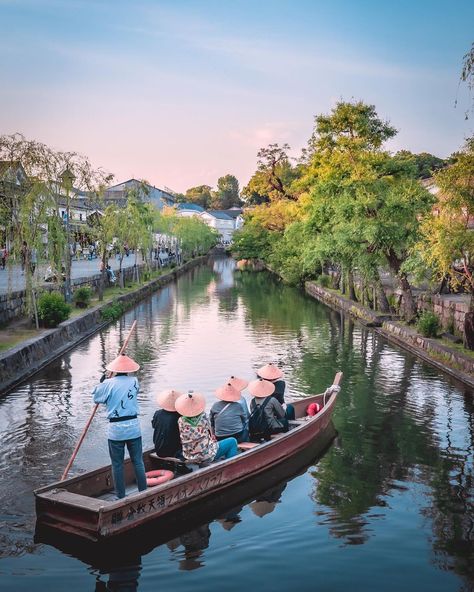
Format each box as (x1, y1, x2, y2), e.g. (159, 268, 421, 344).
(35, 376, 341, 541)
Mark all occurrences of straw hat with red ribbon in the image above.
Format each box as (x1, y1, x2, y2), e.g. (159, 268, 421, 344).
(228, 376, 248, 392)
(248, 378, 275, 398)
(215, 383, 241, 402)
(257, 363, 283, 381)
(175, 391, 206, 417)
(156, 389, 183, 412)
(106, 353, 140, 373)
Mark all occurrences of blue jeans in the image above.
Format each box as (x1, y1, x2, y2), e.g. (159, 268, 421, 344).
(108, 437, 147, 499)
(214, 437, 238, 460)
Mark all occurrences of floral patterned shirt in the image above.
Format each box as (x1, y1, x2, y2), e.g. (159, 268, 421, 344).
(178, 413, 218, 463)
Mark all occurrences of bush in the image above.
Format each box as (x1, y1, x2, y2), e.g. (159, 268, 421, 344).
(417, 311, 439, 338)
(317, 274, 332, 288)
(73, 286, 92, 308)
(101, 301, 124, 322)
(37, 292, 71, 327)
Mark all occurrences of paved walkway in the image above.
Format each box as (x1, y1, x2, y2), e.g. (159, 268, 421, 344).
(0, 254, 143, 295)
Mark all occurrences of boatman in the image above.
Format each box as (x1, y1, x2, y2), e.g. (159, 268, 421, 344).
(92, 353, 147, 499)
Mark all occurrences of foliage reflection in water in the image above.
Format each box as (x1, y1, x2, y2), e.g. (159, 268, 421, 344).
(0, 256, 473, 591)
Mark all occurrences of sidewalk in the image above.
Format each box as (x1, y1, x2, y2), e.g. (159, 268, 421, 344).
(0, 254, 143, 295)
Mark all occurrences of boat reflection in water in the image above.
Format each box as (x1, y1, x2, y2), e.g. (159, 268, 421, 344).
(36, 424, 337, 586)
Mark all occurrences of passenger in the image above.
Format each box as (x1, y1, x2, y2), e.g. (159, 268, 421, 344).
(257, 363, 286, 404)
(210, 383, 248, 443)
(152, 389, 184, 459)
(228, 375, 250, 441)
(175, 392, 238, 464)
(248, 378, 293, 440)
(92, 354, 147, 499)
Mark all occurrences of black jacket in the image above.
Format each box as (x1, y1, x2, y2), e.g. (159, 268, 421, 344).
(151, 409, 182, 457)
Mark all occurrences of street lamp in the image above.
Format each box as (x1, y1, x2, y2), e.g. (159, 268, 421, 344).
(60, 167, 76, 303)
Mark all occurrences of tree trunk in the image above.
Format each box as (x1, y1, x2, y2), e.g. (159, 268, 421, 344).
(375, 277, 391, 313)
(331, 268, 341, 290)
(464, 294, 474, 350)
(119, 253, 124, 289)
(398, 272, 417, 322)
(385, 249, 417, 322)
(348, 270, 357, 302)
(98, 250, 107, 301)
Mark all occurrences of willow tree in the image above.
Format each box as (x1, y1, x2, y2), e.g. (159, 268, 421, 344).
(97, 189, 159, 297)
(0, 133, 111, 323)
(159, 210, 218, 260)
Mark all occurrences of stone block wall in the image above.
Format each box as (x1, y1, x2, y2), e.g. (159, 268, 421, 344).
(0, 263, 149, 326)
(417, 293, 469, 336)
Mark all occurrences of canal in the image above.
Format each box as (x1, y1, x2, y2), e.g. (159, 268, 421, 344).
(0, 257, 473, 591)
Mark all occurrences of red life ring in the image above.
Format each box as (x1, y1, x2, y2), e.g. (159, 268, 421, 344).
(145, 469, 174, 487)
(307, 402, 321, 416)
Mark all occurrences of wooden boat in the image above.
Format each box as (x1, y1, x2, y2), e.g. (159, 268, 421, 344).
(35, 423, 337, 562)
(34, 372, 342, 541)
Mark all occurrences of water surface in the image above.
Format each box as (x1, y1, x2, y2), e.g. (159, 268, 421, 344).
(0, 257, 473, 591)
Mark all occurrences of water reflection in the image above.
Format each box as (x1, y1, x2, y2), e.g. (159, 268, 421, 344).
(1, 256, 474, 591)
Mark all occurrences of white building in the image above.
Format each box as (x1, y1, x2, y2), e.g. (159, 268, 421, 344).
(200, 210, 235, 243)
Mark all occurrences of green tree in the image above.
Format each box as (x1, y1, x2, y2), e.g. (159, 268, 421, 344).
(184, 185, 213, 209)
(211, 174, 241, 209)
(241, 142, 306, 206)
(301, 101, 431, 320)
(0, 133, 110, 322)
(416, 137, 474, 347)
(392, 150, 446, 179)
(160, 209, 218, 259)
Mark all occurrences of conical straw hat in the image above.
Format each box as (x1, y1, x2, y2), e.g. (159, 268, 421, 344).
(257, 363, 283, 381)
(106, 354, 140, 373)
(250, 500, 277, 517)
(156, 389, 183, 411)
(175, 391, 206, 417)
(215, 383, 241, 402)
(248, 378, 275, 398)
(228, 376, 248, 391)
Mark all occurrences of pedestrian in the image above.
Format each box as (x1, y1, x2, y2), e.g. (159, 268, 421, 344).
(92, 353, 147, 499)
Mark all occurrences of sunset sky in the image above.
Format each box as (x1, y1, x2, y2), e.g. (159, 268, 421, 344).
(1, 0, 473, 193)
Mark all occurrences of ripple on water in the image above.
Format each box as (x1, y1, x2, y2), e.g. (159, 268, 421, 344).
(0, 261, 472, 592)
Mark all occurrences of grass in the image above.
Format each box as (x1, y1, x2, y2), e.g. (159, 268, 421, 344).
(0, 328, 44, 351)
(439, 337, 474, 360)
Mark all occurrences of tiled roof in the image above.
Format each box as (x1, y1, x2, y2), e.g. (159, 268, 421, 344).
(177, 202, 205, 212)
(204, 210, 234, 220)
(222, 208, 243, 219)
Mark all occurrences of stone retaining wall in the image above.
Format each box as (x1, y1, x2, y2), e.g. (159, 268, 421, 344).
(305, 281, 474, 389)
(305, 282, 395, 327)
(0, 263, 152, 326)
(0, 257, 205, 396)
(417, 293, 469, 337)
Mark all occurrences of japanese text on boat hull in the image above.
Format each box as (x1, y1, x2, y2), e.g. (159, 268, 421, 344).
(106, 470, 225, 529)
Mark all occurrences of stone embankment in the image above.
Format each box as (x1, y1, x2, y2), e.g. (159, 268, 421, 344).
(306, 282, 474, 389)
(0, 263, 146, 326)
(0, 257, 205, 396)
